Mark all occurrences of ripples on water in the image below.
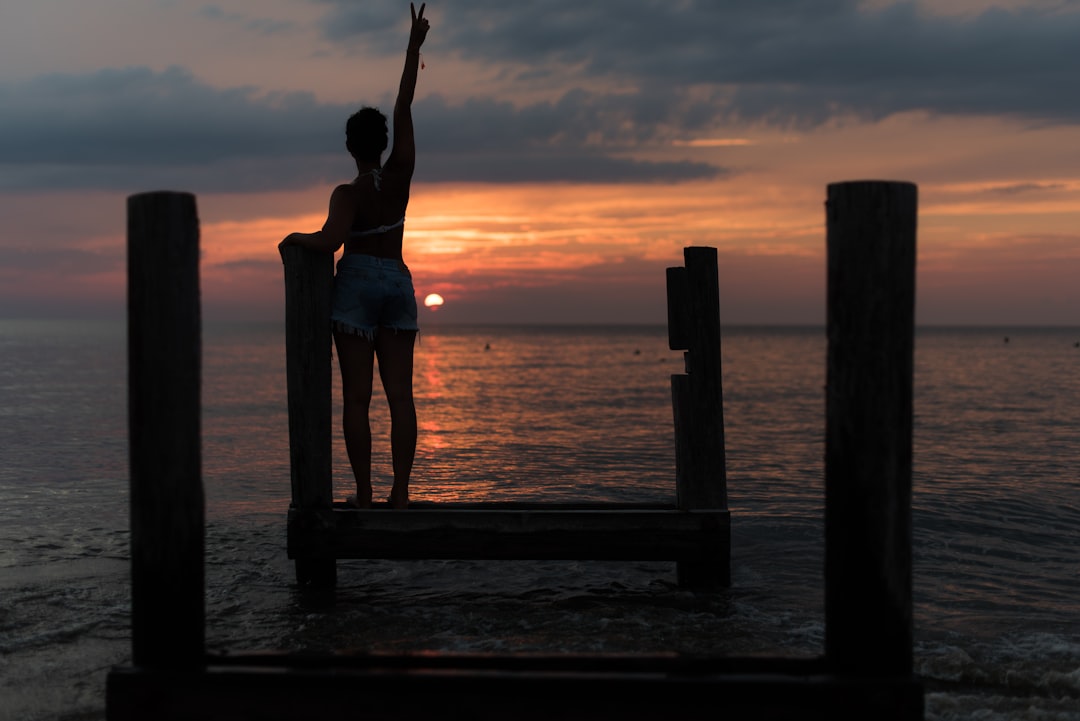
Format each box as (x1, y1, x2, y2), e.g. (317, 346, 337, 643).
(1, 321, 1078, 720)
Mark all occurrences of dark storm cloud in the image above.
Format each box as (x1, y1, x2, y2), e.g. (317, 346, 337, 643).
(0, 66, 356, 192)
(413, 91, 722, 182)
(322, 0, 1080, 126)
(9, 1, 1075, 193)
(0, 66, 721, 192)
(0, 66, 339, 166)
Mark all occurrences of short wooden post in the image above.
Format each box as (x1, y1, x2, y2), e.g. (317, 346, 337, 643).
(668, 246, 729, 589)
(126, 191, 204, 668)
(281, 245, 336, 587)
(824, 181, 916, 675)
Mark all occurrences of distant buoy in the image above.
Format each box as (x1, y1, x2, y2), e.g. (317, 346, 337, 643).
(484, 343, 491, 351)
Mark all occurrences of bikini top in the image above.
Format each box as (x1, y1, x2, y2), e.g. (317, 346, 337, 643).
(349, 168, 404, 237)
(349, 217, 405, 237)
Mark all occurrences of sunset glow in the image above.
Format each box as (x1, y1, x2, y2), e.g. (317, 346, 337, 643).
(3, 2, 1080, 325)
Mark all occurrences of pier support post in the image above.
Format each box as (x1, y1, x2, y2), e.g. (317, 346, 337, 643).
(825, 180, 916, 676)
(281, 245, 336, 588)
(126, 191, 204, 668)
(667, 246, 729, 589)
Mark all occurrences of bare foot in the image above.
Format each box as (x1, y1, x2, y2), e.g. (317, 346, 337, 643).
(345, 494, 372, 509)
(388, 491, 409, 509)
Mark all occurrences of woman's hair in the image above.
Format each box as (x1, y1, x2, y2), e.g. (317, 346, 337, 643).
(345, 107, 389, 163)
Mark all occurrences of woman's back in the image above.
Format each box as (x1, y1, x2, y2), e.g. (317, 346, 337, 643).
(343, 166, 411, 259)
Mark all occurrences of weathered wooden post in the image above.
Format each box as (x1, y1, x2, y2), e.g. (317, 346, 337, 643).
(825, 180, 916, 676)
(281, 245, 336, 587)
(667, 246, 729, 589)
(126, 191, 204, 667)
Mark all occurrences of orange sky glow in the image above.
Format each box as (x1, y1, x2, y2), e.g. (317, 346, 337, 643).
(196, 110, 1080, 325)
(2, 2, 1079, 325)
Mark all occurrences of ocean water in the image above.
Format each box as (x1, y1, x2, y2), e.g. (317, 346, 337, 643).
(1, 320, 1078, 720)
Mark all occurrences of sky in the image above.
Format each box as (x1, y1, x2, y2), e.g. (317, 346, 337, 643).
(2, 0, 1079, 326)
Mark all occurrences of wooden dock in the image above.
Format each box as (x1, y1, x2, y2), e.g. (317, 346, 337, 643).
(283, 242, 730, 589)
(107, 181, 924, 720)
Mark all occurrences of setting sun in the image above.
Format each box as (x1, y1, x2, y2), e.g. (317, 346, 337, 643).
(423, 293, 445, 309)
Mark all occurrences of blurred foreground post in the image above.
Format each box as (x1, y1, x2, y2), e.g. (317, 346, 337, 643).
(126, 191, 204, 667)
(825, 180, 917, 676)
(281, 245, 336, 588)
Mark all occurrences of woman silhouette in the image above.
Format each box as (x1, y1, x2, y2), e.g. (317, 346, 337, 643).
(280, 3, 430, 509)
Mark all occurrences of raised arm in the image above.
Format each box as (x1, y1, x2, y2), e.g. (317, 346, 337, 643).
(278, 5, 429, 260)
(386, 3, 430, 173)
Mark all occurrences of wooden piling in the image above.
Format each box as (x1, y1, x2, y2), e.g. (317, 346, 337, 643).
(824, 180, 916, 676)
(126, 191, 204, 668)
(667, 246, 729, 588)
(280, 245, 335, 588)
(669, 248, 730, 511)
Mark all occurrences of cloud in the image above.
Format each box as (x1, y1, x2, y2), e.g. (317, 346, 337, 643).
(198, 5, 298, 36)
(315, 0, 403, 45)
(413, 92, 723, 182)
(0, 66, 347, 192)
(0, 66, 724, 192)
(21, 0, 1076, 194)
(420, 153, 719, 184)
(318, 0, 1080, 127)
(985, 182, 1067, 195)
(0, 66, 339, 165)
(0, 245, 119, 275)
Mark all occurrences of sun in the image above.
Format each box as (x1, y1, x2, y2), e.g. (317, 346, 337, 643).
(423, 293, 445, 309)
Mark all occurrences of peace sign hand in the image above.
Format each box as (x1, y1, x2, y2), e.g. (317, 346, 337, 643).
(409, 3, 430, 50)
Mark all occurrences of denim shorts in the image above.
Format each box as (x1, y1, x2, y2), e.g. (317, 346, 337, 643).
(331, 254, 419, 339)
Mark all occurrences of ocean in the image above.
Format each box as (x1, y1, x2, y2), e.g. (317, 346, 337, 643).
(1, 320, 1078, 720)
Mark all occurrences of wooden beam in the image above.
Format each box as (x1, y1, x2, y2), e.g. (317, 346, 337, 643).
(288, 507, 729, 564)
(106, 659, 924, 721)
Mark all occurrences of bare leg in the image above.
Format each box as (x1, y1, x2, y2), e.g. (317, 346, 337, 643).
(334, 330, 376, 508)
(375, 330, 417, 508)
